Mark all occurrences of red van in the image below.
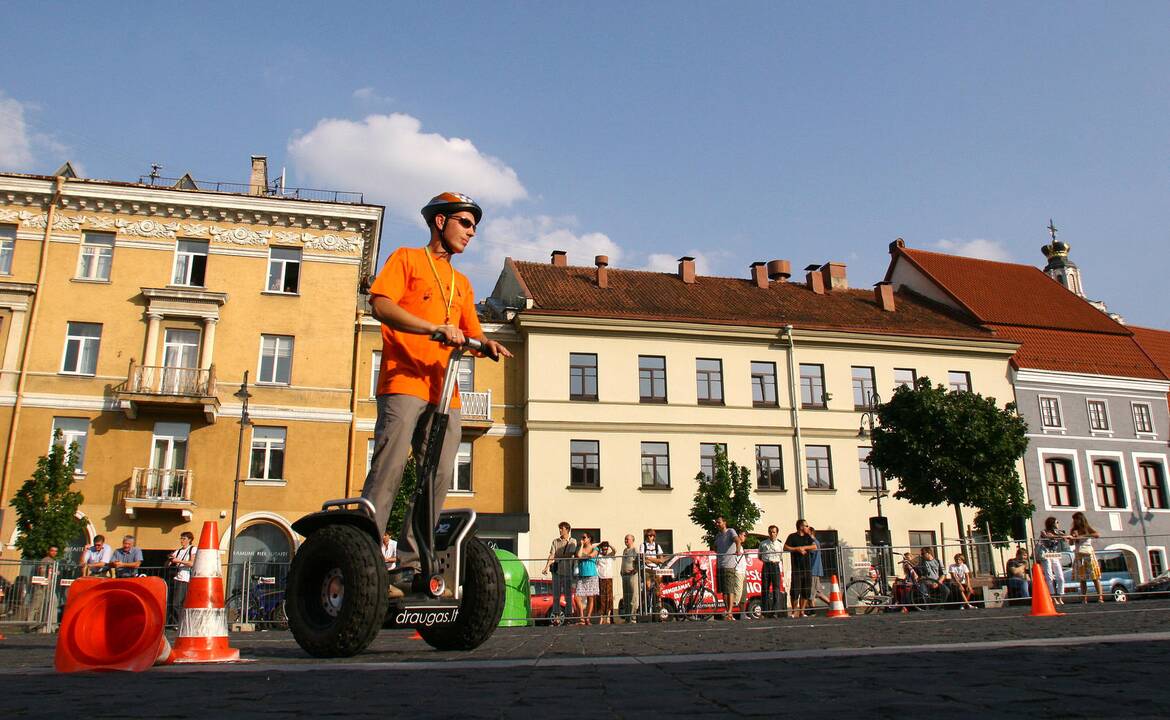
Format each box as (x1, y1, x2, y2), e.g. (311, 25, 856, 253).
(656, 550, 780, 620)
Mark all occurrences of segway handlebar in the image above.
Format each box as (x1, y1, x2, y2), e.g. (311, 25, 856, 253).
(428, 331, 499, 362)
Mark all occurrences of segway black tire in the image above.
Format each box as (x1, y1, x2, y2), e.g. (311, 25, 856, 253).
(418, 537, 504, 651)
(286, 523, 389, 658)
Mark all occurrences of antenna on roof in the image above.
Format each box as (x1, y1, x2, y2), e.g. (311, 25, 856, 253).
(149, 163, 163, 185)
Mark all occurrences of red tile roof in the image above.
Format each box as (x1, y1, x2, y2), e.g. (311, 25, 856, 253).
(988, 325, 1165, 380)
(1132, 326, 1170, 380)
(510, 260, 1002, 341)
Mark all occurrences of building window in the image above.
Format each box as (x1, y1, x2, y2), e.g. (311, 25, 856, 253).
(76, 231, 114, 281)
(267, 247, 301, 293)
(805, 445, 833, 489)
(1150, 549, 1166, 577)
(1044, 457, 1078, 507)
(172, 239, 208, 286)
(453, 441, 472, 492)
(1140, 462, 1168, 510)
(570, 440, 600, 487)
(458, 356, 474, 392)
(571, 527, 603, 547)
(61, 322, 101, 375)
(0, 224, 14, 275)
(1133, 403, 1155, 434)
(640, 442, 670, 488)
(750, 361, 777, 407)
(50, 417, 88, 471)
(909, 530, 937, 558)
(756, 445, 783, 490)
(800, 364, 826, 408)
(1039, 396, 1063, 428)
(948, 371, 971, 393)
(893, 368, 917, 390)
(858, 446, 883, 490)
(696, 358, 724, 405)
(653, 529, 674, 554)
(699, 443, 726, 480)
(249, 427, 286, 481)
(1092, 459, 1125, 508)
(1087, 399, 1110, 431)
(370, 351, 381, 397)
(258, 334, 294, 385)
(639, 356, 667, 403)
(570, 353, 598, 401)
(852, 366, 876, 409)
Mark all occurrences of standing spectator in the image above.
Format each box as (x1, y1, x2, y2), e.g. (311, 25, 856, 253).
(1038, 516, 1067, 605)
(948, 553, 976, 609)
(713, 516, 741, 621)
(620, 534, 641, 623)
(1005, 547, 1032, 603)
(784, 519, 816, 618)
(1069, 511, 1104, 604)
(596, 541, 616, 624)
(167, 531, 197, 621)
(574, 532, 600, 625)
(37, 546, 59, 576)
(758, 525, 785, 617)
(110, 535, 143, 579)
(32, 546, 59, 624)
(381, 532, 399, 571)
(917, 548, 951, 605)
(541, 521, 577, 624)
(81, 535, 113, 577)
(807, 527, 832, 609)
(639, 529, 666, 615)
(733, 530, 749, 619)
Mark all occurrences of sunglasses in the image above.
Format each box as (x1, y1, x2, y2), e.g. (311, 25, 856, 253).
(444, 215, 477, 231)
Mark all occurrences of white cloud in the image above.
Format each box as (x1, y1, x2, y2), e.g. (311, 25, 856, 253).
(352, 87, 393, 106)
(0, 93, 35, 168)
(932, 238, 1013, 262)
(287, 113, 527, 223)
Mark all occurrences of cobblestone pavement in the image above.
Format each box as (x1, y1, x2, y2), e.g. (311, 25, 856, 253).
(2, 601, 1169, 718)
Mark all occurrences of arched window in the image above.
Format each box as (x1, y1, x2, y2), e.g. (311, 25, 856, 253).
(1045, 457, 1077, 507)
(1093, 460, 1125, 508)
(1139, 462, 1168, 510)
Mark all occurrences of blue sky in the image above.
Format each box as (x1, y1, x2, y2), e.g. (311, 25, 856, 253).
(3, 2, 1168, 326)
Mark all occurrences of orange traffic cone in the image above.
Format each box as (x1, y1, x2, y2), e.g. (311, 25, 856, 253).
(409, 630, 423, 640)
(169, 521, 241, 663)
(826, 575, 849, 618)
(55, 576, 171, 672)
(1029, 562, 1063, 617)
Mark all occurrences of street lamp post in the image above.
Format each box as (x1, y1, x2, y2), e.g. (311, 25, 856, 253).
(858, 391, 891, 591)
(226, 372, 252, 596)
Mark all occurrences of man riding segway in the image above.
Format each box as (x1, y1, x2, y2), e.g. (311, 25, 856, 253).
(286, 192, 512, 657)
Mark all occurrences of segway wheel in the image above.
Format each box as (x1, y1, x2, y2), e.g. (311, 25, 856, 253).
(418, 537, 504, 651)
(286, 523, 389, 658)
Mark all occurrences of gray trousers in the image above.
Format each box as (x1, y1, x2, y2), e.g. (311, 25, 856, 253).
(360, 394, 462, 566)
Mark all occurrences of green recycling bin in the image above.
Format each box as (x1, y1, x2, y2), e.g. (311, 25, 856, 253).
(494, 548, 531, 627)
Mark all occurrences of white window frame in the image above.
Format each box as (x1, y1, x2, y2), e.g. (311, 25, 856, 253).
(451, 441, 472, 494)
(1086, 398, 1112, 434)
(893, 368, 917, 391)
(947, 370, 971, 393)
(1037, 447, 1084, 512)
(171, 238, 209, 287)
(0, 224, 15, 275)
(1132, 452, 1170, 514)
(1132, 402, 1156, 436)
(248, 426, 287, 484)
(366, 438, 375, 476)
(1148, 546, 1167, 579)
(1037, 395, 1065, 430)
(266, 246, 302, 294)
(257, 334, 294, 385)
(458, 355, 474, 392)
(60, 322, 101, 375)
(370, 350, 381, 398)
(50, 417, 89, 474)
(1086, 450, 1130, 512)
(76, 231, 114, 281)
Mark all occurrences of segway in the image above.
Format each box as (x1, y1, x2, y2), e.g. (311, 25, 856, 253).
(285, 335, 505, 656)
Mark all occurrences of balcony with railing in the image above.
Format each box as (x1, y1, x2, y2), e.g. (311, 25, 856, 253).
(115, 361, 220, 422)
(461, 390, 493, 426)
(124, 467, 196, 520)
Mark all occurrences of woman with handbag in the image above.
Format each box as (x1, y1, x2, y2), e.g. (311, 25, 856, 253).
(574, 533, 600, 625)
(1069, 512, 1104, 604)
(1038, 517, 1068, 605)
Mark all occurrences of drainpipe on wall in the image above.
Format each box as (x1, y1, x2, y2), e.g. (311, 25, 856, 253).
(784, 325, 806, 520)
(0, 176, 65, 557)
(344, 307, 363, 499)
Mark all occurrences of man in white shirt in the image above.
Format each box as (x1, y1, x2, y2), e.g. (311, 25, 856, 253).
(81, 535, 113, 577)
(639, 529, 665, 614)
(381, 532, 399, 570)
(757, 525, 786, 617)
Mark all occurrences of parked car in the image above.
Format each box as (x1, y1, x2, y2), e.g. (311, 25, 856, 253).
(1132, 570, 1170, 600)
(529, 578, 570, 625)
(1059, 549, 1138, 602)
(656, 550, 774, 620)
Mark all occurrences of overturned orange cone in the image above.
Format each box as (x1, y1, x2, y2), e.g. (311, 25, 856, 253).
(55, 576, 171, 673)
(826, 575, 849, 618)
(1030, 562, 1063, 617)
(169, 521, 241, 663)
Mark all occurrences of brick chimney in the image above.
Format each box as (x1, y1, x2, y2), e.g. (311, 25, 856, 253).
(678, 256, 696, 284)
(249, 155, 268, 196)
(806, 269, 825, 295)
(551, 250, 567, 267)
(874, 282, 896, 312)
(750, 262, 768, 289)
(766, 259, 791, 282)
(595, 255, 609, 289)
(819, 262, 847, 290)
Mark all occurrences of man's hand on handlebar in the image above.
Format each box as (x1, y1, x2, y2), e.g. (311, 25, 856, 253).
(430, 327, 513, 362)
(431, 324, 467, 347)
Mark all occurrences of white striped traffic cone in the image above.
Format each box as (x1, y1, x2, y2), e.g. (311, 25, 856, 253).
(169, 521, 241, 663)
(826, 575, 850, 619)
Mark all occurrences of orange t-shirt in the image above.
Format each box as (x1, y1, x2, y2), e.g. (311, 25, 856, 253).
(368, 247, 483, 407)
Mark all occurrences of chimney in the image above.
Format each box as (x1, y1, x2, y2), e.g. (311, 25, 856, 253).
(750, 262, 768, 289)
(874, 282, 896, 312)
(595, 255, 609, 289)
(551, 250, 567, 267)
(249, 155, 268, 196)
(766, 259, 791, 282)
(806, 269, 825, 295)
(678, 256, 696, 284)
(889, 237, 906, 254)
(819, 262, 847, 290)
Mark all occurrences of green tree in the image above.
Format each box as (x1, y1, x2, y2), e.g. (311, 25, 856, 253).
(386, 456, 418, 536)
(689, 446, 762, 548)
(867, 378, 1032, 543)
(9, 431, 86, 559)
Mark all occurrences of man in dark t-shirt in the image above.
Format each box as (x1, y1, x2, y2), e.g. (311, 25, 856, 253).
(784, 519, 816, 618)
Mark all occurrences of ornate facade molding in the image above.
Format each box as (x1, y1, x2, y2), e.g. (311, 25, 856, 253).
(274, 231, 361, 253)
(178, 223, 210, 237)
(115, 219, 178, 238)
(209, 226, 271, 246)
